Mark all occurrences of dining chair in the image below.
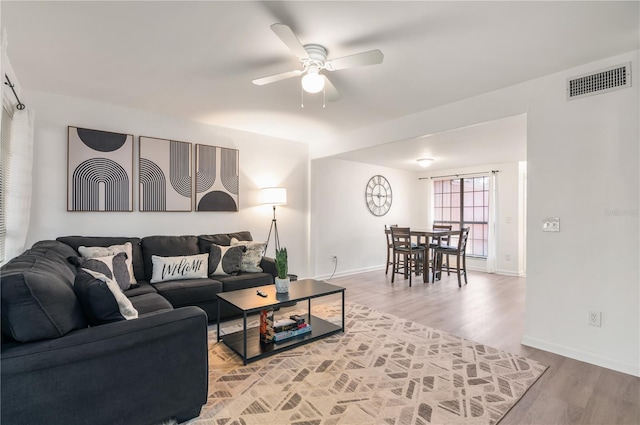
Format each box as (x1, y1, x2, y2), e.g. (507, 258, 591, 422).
(384, 224, 398, 274)
(430, 224, 453, 277)
(431, 227, 470, 287)
(390, 226, 425, 286)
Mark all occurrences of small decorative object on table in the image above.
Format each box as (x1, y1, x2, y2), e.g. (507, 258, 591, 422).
(259, 309, 275, 343)
(274, 247, 290, 293)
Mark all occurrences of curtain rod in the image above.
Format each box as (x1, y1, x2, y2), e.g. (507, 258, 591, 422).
(4, 74, 25, 111)
(418, 170, 499, 180)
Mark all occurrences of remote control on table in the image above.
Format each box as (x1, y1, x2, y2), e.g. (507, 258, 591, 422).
(256, 290, 267, 298)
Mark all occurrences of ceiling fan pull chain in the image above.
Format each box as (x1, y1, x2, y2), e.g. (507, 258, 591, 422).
(301, 86, 304, 108)
(323, 86, 326, 109)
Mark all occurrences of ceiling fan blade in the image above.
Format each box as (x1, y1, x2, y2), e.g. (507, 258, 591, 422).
(270, 23, 309, 60)
(323, 75, 341, 102)
(252, 70, 302, 86)
(325, 49, 384, 71)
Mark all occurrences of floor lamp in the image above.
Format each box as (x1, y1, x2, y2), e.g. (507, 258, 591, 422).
(260, 187, 287, 254)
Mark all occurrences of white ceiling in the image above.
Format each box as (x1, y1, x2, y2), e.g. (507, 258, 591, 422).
(2, 1, 638, 170)
(334, 114, 527, 172)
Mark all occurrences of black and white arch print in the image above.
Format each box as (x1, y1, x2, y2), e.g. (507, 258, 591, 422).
(139, 136, 192, 212)
(195, 144, 239, 212)
(67, 126, 133, 211)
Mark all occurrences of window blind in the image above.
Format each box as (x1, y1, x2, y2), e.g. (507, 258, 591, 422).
(0, 104, 14, 262)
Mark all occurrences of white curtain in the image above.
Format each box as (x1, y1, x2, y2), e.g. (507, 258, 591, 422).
(2, 31, 35, 261)
(486, 172, 498, 273)
(425, 177, 435, 226)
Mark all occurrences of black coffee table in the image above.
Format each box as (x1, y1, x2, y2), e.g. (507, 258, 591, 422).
(216, 279, 345, 364)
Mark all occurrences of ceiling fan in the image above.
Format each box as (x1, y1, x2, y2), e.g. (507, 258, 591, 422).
(252, 24, 384, 104)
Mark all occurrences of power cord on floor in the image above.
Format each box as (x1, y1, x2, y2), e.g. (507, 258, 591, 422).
(326, 256, 338, 281)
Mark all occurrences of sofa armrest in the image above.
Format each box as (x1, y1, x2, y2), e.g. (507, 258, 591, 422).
(260, 256, 277, 278)
(1, 307, 208, 425)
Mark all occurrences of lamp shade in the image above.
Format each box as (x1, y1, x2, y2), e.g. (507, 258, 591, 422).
(260, 187, 287, 205)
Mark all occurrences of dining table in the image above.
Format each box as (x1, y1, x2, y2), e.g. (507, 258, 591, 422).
(385, 227, 459, 283)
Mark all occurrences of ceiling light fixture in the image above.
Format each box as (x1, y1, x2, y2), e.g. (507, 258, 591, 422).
(417, 158, 434, 168)
(301, 66, 325, 93)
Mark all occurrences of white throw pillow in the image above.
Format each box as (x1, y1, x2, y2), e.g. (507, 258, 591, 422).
(209, 244, 245, 276)
(70, 252, 132, 291)
(81, 268, 138, 320)
(151, 253, 209, 283)
(79, 242, 137, 284)
(230, 238, 266, 273)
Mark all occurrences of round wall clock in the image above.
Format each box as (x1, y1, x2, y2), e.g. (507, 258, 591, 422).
(365, 175, 392, 216)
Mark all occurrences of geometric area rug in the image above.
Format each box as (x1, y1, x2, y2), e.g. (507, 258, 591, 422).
(185, 303, 548, 425)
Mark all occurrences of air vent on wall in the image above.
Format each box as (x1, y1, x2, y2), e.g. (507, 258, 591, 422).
(567, 62, 631, 100)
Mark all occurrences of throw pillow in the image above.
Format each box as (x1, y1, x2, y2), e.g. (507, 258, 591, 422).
(78, 242, 137, 284)
(68, 252, 132, 291)
(209, 244, 245, 276)
(230, 237, 266, 273)
(150, 253, 208, 283)
(74, 269, 138, 325)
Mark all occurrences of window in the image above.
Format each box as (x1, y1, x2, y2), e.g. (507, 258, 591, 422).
(433, 176, 489, 257)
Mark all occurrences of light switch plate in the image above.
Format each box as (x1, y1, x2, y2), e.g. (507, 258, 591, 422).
(543, 217, 560, 232)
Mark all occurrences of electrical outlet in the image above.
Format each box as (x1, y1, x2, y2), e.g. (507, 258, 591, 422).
(543, 217, 560, 232)
(589, 311, 602, 327)
(505, 254, 511, 261)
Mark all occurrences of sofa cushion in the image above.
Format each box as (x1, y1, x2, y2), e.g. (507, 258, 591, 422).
(123, 282, 157, 297)
(1, 253, 87, 342)
(230, 238, 267, 273)
(73, 269, 138, 326)
(128, 293, 173, 316)
(28, 240, 82, 270)
(57, 236, 145, 282)
(152, 278, 222, 308)
(198, 231, 252, 253)
(78, 242, 137, 284)
(208, 245, 244, 276)
(216, 273, 275, 292)
(68, 252, 132, 291)
(141, 235, 200, 282)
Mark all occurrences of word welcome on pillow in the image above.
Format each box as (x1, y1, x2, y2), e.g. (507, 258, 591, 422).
(230, 238, 266, 273)
(151, 253, 208, 283)
(69, 252, 132, 291)
(209, 244, 245, 276)
(78, 242, 137, 284)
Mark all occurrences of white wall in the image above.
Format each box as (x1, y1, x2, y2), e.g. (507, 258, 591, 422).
(310, 158, 420, 278)
(417, 161, 525, 276)
(523, 54, 639, 376)
(24, 90, 311, 277)
(311, 50, 639, 376)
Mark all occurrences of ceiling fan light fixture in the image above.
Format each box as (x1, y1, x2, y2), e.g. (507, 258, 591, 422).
(417, 158, 434, 168)
(301, 69, 325, 93)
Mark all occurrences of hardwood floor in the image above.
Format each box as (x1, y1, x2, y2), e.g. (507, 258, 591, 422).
(320, 270, 640, 425)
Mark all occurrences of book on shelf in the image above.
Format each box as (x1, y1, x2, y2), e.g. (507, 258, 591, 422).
(259, 309, 275, 343)
(274, 316, 307, 333)
(273, 324, 312, 342)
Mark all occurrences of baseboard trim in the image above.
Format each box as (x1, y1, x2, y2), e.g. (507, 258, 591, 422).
(315, 265, 385, 281)
(521, 335, 640, 377)
(317, 265, 524, 281)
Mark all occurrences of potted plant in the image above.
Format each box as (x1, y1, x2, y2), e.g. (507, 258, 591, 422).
(274, 247, 290, 293)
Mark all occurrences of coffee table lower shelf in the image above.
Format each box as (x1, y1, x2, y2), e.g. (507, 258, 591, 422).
(220, 314, 341, 364)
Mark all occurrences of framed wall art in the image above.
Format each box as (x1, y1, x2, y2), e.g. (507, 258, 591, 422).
(195, 144, 239, 211)
(67, 126, 133, 211)
(139, 136, 192, 212)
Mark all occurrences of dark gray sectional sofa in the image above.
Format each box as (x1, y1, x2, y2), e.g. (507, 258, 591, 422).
(0, 231, 277, 425)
